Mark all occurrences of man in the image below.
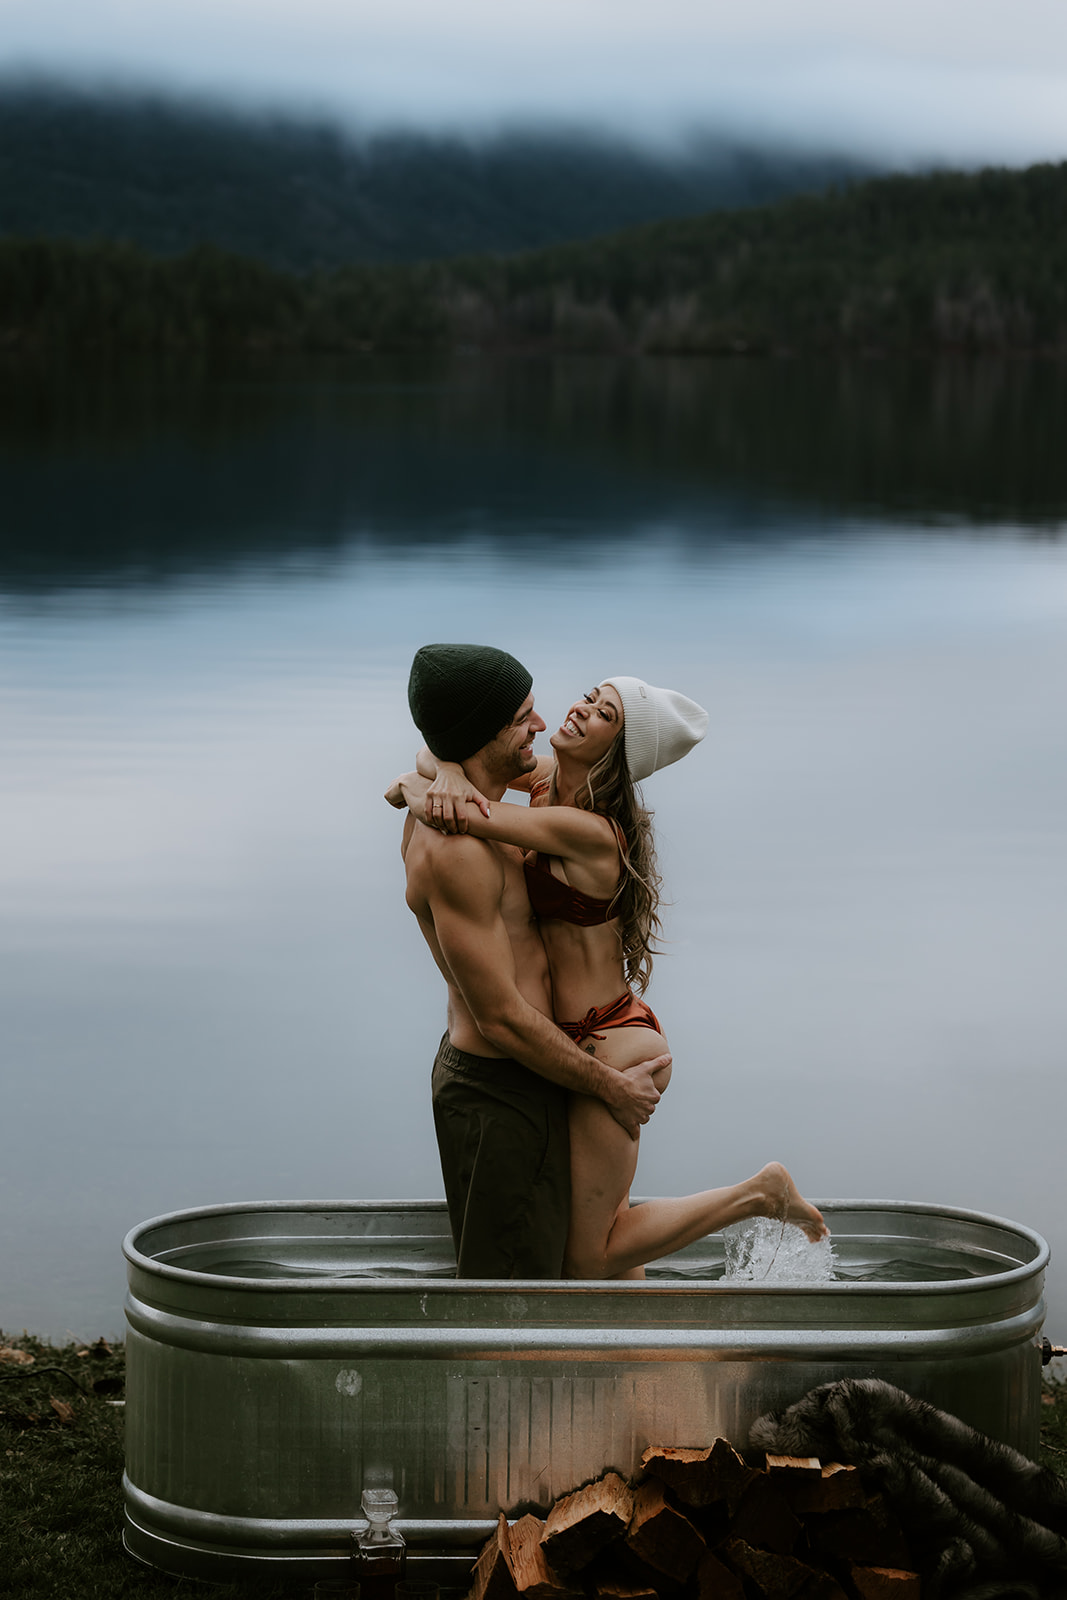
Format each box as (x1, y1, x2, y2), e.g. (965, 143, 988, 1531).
(392, 642, 668, 1279)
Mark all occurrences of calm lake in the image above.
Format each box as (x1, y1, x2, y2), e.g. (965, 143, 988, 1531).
(2, 354, 1066, 1344)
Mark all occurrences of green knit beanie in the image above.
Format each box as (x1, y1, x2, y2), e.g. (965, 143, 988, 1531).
(408, 643, 534, 762)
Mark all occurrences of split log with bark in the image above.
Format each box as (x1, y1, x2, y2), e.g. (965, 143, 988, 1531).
(464, 1441, 920, 1600)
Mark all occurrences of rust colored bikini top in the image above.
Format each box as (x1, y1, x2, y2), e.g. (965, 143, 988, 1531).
(523, 852, 622, 926)
(523, 778, 626, 926)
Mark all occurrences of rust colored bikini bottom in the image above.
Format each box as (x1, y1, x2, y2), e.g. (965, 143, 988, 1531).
(558, 991, 663, 1048)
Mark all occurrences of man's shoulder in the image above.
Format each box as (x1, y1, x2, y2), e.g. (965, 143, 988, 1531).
(406, 826, 505, 898)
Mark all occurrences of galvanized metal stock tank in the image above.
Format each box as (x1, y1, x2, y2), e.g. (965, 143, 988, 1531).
(123, 1199, 1048, 1582)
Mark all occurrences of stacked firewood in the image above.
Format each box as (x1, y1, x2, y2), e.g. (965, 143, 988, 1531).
(465, 1442, 921, 1600)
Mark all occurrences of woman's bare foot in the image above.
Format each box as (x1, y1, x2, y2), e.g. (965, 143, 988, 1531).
(750, 1162, 828, 1242)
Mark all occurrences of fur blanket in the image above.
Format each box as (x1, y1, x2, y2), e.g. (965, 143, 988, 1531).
(750, 1379, 1067, 1600)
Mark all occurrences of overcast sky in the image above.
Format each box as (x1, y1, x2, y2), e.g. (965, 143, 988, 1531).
(3, 0, 1067, 165)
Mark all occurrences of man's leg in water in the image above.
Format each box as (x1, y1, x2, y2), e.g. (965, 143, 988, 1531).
(432, 1035, 571, 1278)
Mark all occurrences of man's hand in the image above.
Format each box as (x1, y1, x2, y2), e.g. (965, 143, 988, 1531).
(605, 1053, 669, 1140)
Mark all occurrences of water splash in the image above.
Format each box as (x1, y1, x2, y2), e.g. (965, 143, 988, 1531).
(720, 1217, 837, 1284)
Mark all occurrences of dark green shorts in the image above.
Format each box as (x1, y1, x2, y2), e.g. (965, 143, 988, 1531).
(431, 1033, 571, 1279)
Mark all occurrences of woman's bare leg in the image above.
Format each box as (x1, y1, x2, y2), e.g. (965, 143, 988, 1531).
(566, 1111, 827, 1279)
(564, 1031, 825, 1277)
(564, 1092, 643, 1279)
(563, 1027, 668, 1280)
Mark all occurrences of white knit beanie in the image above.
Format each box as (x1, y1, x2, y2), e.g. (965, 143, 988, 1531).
(600, 677, 708, 782)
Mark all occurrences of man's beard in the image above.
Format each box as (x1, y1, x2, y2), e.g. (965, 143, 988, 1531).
(484, 739, 536, 786)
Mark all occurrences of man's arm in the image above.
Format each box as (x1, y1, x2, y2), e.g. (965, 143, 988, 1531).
(428, 838, 665, 1136)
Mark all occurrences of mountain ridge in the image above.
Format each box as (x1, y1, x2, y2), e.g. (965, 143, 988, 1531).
(2, 127, 1063, 358)
(0, 80, 879, 268)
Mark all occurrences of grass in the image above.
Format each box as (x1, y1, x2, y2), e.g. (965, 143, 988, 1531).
(1039, 1370, 1067, 1467)
(4, 1331, 1067, 1597)
(0, 1333, 299, 1599)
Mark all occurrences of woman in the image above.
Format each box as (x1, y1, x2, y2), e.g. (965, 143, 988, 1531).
(393, 674, 827, 1278)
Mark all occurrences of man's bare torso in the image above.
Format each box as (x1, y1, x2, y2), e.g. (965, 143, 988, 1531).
(401, 814, 553, 1056)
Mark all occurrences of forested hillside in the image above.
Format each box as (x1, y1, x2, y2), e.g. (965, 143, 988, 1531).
(2, 158, 1064, 356)
(0, 82, 870, 268)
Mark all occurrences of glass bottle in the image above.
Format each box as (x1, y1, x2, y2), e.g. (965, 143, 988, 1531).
(351, 1487, 406, 1600)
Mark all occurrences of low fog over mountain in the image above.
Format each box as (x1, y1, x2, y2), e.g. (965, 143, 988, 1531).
(0, 82, 879, 269)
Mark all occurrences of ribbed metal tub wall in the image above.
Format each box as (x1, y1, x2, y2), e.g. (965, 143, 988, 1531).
(122, 1199, 1048, 1583)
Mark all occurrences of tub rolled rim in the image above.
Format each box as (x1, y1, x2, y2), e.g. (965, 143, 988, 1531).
(122, 1196, 1050, 1297)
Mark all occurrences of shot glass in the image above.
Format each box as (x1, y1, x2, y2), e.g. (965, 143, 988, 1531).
(395, 1582, 440, 1600)
(313, 1579, 361, 1598)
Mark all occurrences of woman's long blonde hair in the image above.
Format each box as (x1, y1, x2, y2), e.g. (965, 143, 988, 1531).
(548, 733, 662, 995)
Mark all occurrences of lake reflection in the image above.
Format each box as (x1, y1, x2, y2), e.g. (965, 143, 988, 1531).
(1, 355, 1065, 1345)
